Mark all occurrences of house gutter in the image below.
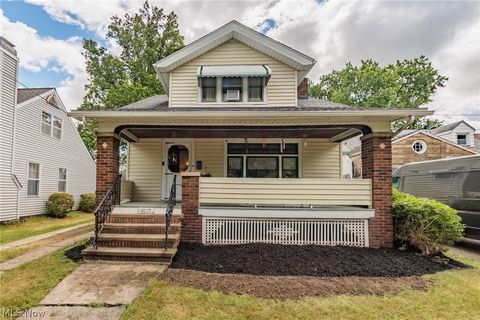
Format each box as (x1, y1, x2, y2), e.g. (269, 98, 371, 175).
(69, 109, 434, 121)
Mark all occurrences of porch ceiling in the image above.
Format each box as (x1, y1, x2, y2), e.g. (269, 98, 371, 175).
(118, 125, 367, 142)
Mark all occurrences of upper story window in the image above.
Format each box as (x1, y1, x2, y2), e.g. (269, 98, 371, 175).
(197, 65, 270, 104)
(201, 78, 217, 102)
(248, 78, 263, 102)
(41, 111, 62, 139)
(457, 134, 468, 145)
(412, 140, 427, 154)
(222, 77, 243, 102)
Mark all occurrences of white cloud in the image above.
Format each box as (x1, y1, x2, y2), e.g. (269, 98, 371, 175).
(9, 0, 480, 128)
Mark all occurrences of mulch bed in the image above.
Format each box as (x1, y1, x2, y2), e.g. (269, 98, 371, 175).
(170, 243, 469, 277)
(64, 243, 87, 262)
(164, 268, 431, 300)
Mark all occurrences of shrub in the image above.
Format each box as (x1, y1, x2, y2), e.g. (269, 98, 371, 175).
(46, 192, 75, 218)
(78, 193, 96, 212)
(392, 189, 464, 255)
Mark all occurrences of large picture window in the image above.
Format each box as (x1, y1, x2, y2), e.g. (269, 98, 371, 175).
(226, 142, 299, 178)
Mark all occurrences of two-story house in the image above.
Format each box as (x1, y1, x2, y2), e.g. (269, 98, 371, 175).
(71, 21, 432, 263)
(0, 37, 95, 222)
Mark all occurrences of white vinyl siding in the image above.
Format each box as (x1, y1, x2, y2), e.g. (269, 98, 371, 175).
(9, 97, 95, 220)
(127, 139, 163, 201)
(169, 39, 296, 107)
(0, 45, 19, 221)
(302, 139, 341, 178)
(195, 139, 224, 177)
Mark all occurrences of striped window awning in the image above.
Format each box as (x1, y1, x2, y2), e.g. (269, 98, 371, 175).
(197, 65, 272, 78)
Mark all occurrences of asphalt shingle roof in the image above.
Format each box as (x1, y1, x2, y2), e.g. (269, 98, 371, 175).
(17, 88, 53, 104)
(118, 95, 359, 112)
(430, 120, 475, 134)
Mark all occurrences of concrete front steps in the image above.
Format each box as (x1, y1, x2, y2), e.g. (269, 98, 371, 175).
(82, 209, 182, 264)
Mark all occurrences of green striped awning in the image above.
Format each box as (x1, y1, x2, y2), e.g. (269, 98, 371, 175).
(197, 65, 272, 77)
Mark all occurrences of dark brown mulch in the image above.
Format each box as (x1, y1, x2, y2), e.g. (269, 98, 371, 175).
(164, 268, 431, 300)
(170, 243, 470, 277)
(64, 243, 87, 262)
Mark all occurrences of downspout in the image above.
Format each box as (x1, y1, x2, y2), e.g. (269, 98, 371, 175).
(392, 115, 415, 138)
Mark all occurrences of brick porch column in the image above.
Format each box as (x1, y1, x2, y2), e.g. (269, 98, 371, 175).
(96, 133, 120, 206)
(181, 172, 202, 243)
(361, 132, 393, 248)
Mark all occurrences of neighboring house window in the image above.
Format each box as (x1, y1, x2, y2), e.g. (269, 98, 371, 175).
(412, 140, 427, 154)
(248, 77, 263, 102)
(222, 77, 243, 102)
(58, 168, 67, 192)
(201, 78, 217, 102)
(41, 111, 62, 139)
(27, 163, 40, 196)
(227, 142, 298, 178)
(457, 134, 467, 145)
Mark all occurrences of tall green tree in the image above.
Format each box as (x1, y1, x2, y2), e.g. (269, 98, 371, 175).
(78, 1, 184, 159)
(392, 118, 444, 131)
(309, 56, 447, 108)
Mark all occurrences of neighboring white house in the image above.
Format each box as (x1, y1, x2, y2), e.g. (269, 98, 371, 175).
(430, 120, 476, 149)
(0, 37, 95, 222)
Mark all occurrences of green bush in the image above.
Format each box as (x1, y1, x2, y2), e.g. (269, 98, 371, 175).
(78, 193, 96, 212)
(392, 189, 464, 255)
(46, 193, 75, 218)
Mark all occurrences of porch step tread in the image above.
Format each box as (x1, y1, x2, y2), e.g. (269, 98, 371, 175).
(82, 246, 177, 257)
(110, 213, 182, 218)
(98, 233, 179, 241)
(104, 223, 181, 228)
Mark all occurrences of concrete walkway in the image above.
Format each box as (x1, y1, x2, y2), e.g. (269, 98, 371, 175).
(0, 221, 93, 251)
(19, 263, 165, 320)
(0, 232, 92, 271)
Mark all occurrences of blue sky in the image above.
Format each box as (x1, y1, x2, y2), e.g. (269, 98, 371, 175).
(2, 1, 101, 88)
(1, 0, 478, 127)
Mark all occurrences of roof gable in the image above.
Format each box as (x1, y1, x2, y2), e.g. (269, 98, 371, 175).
(393, 130, 476, 154)
(17, 88, 53, 104)
(154, 20, 316, 93)
(430, 120, 476, 134)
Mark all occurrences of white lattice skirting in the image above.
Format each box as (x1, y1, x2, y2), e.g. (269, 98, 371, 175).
(202, 217, 369, 247)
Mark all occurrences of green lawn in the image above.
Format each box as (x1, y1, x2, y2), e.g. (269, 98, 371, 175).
(0, 211, 93, 245)
(0, 242, 83, 319)
(121, 254, 480, 320)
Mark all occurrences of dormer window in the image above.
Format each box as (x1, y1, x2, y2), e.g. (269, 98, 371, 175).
(248, 78, 263, 102)
(222, 77, 243, 102)
(197, 65, 270, 104)
(457, 134, 468, 145)
(201, 78, 216, 102)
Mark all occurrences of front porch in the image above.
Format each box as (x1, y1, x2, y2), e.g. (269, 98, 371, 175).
(94, 122, 395, 251)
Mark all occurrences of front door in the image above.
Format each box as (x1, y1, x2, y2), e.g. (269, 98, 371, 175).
(163, 141, 193, 201)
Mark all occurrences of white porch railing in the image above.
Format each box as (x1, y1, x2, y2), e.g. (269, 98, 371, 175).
(199, 178, 372, 207)
(198, 178, 372, 247)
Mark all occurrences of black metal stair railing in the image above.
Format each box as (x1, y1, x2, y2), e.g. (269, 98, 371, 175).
(164, 175, 177, 251)
(93, 174, 122, 248)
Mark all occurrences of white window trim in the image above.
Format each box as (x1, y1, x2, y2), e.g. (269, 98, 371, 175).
(198, 76, 268, 105)
(456, 133, 469, 145)
(27, 162, 40, 197)
(223, 138, 302, 178)
(412, 140, 427, 154)
(58, 168, 68, 192)
(41, 110, 63, 140)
